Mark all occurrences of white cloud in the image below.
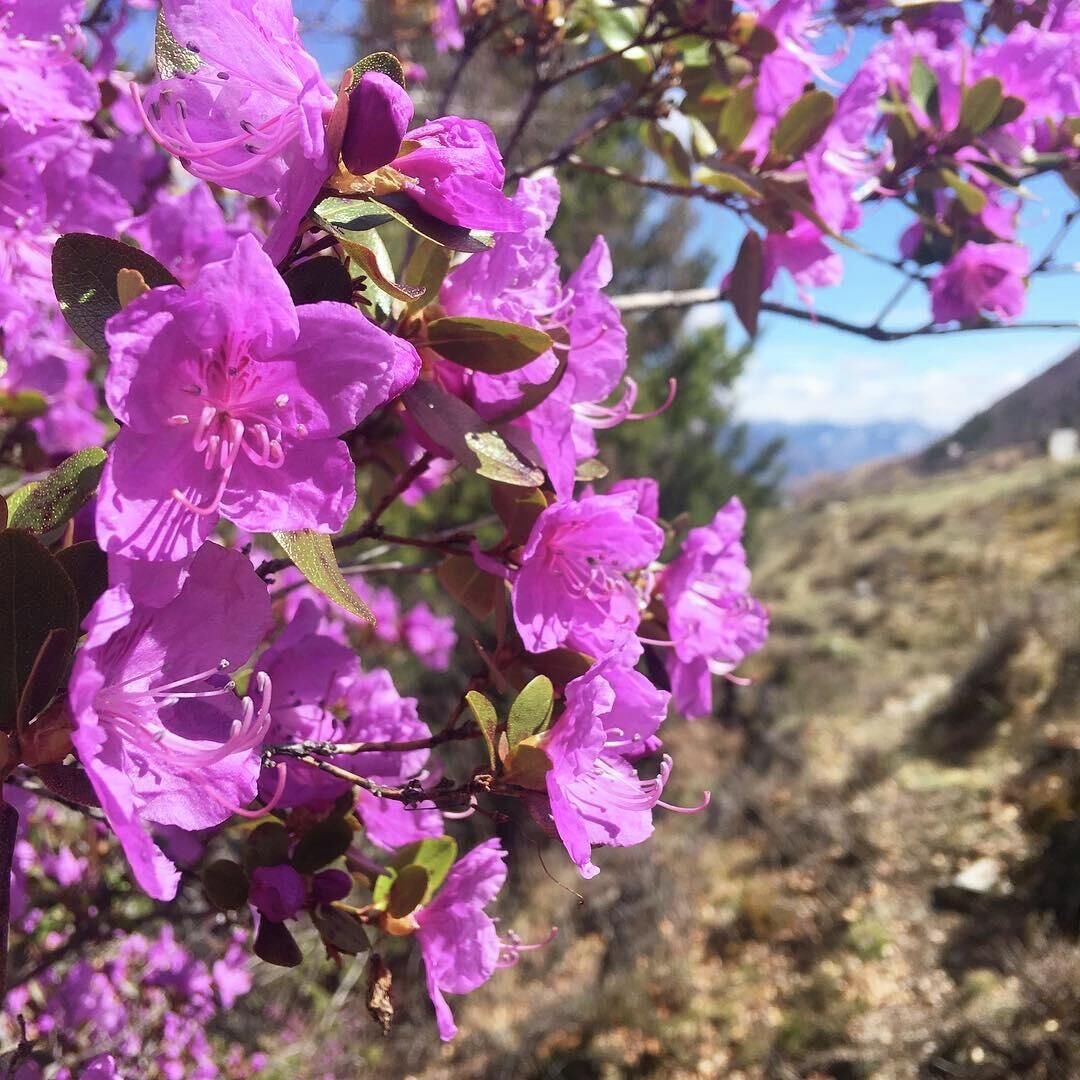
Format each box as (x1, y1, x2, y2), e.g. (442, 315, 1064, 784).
(735, 342, 1063, 429)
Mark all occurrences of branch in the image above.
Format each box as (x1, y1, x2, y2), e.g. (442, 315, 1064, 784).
(0, 802, 17, 1006)
(265, 725, 479, 760)
(610, 287, 1080, 341)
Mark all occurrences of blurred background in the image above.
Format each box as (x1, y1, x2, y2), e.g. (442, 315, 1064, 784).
(111, 4, 1080, 1076)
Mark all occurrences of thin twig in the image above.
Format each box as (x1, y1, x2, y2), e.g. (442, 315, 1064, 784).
(611, 286, 1080, 341)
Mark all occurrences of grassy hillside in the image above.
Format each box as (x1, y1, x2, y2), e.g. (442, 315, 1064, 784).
(257, 453, 1080, 1080)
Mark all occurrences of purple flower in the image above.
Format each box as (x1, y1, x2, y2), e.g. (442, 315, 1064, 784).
(534, 658, 673, 878)
(69, 542, 273, 900)
(415, 839, 507, 1040)
(394, 116, 525, 233)
(0, 6, 98, 133)
(658, 499, 769, 718)
(257, 626, 443, 850)
(402, 602, 457, 671)
(250, 864, 305, 922)
(441, 176, 631, 498)
(763, 218, 844, 302)
(513, 489, 664, 657)
(124, 184, 256, 286)
(135, 0, 336, 263)
(342, 71, 413, 176)
(0, 286, 104, 454)
(433, 0, 465, 53)
(929, 241, 1029, 324)
(96, 235, 420, 564)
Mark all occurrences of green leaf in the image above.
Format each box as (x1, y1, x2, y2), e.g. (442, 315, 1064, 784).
(507, 676, 554, 750)
(54, 542, 108, 627)
(992, 96, 1026, 127)
(52, 234, 179, 356)
(312, 197, 393, 235)
(254, 919, 303, 967)
(402, 239, 454, 314)
(769, 90, 836, 162)
(0, 390, 48, 421)
(244, 821, 291, 870)
(312, 904, 370, 955)
(423, 317, 552, 375)
(0, 530, 79, 729)
(464, 431, 546, 486)
(387, 864, 429, 918)
(15, 628, 72, 731)
(591, 2, 644, 51)
(490, 483, 546, 547)
(5, 486, 38, 525)
(291, 815, 354, 874)
(392, 836, 458, 902)
(910, 56, 941, 127)
(504, 740, 553, 790)
(437, 555, 501, 621)
(574, 458, 609, 482)
(338, 237, 425, 302)
(528, 648, 596, 685)
(203, 859, 251, 911)
(694, 165, 762, 200)
(958, 77, 1004, 137)
(283, 257, 353, 306)
(345, 51, 406, 91)
(372, 192, 495, 253)
(403, 381, 544, 487)
(717, 82, 757, 153)
(490, 349, 570, 424)
(940, 167, 987, 214)
(9, 448, 106, 536)
(729, 231, 764, 337)
(273, 530, 375, 624)
(464, 690, 499, 770)
(154, 9, 200, 79)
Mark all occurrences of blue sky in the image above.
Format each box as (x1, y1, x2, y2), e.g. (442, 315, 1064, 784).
(120, 2, 1080, 433)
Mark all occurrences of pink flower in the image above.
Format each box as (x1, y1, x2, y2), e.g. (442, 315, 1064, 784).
(415, 839, 508, 1040)
(257, 617, 443, 850)
(658, 499, 769, 718)
(763, 218, 844, 302)
(401, 602, 457, 671)
(441, 176, 631, 498)
(69, 543, 273, 900)
(529, 655, 692, 878)
(394, 116, 526, 233)
(513, 488, 664, 657)
(135, 0, 336, 264)
(929, 241, 1029, 324)
(96, 234, 420, 564)
(124, 184, 256, 286)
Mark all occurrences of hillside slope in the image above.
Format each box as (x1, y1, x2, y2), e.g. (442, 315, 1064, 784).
(920, 346, 1080, 470)
(258, 455, 1080, 1080)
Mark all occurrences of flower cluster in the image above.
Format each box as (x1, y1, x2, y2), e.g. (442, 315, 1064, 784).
(0, 0, 775, 1053)
(9, 0, 1073, 1064)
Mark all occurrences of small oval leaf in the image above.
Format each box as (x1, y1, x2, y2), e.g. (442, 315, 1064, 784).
(52, 234, 179, 356)
(273, 530, 375, 624)
(423, 317, 553, 374)
(387, 863, 429, 918)
(9, 448, 106, 536)
(507, 675, 554, 750)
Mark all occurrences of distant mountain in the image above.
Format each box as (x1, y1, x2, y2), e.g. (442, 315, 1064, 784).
(745, 419, 940, 481)
(919, 345, 1080, 472)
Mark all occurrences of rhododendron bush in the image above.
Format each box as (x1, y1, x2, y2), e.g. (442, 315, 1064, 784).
(0, 0, 1076, 1072)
